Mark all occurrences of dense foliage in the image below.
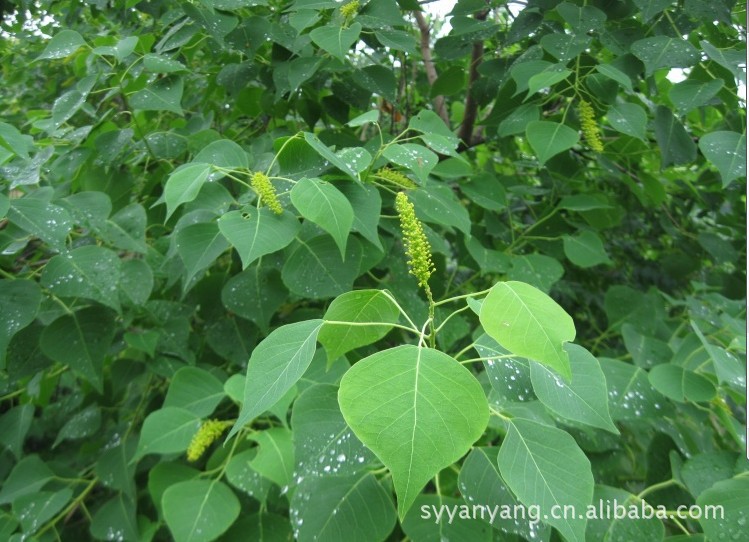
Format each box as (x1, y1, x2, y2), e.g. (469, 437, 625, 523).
(0, 0, 746, 541)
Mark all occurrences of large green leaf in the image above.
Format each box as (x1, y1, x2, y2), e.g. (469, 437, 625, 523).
(218, 209, 300, 269)
(526, 121, 580, 166)
(382, 143, 438, 184)
(162, 480, 240, 542)
(338, 345, 489, 518)
(0, 280, 42, 369)
(607, 102, 647, 141)
(338, 183, 382, 250)
(302, 132, 360, 180)
(408, 183, 471, 234)
(281, 236, 362, 299)
(669, 79, 723, 114)
(248, 427, 295, 487)
(8, 197, 73, 251)
(291, 384, 375, 479)
(135, 407, 201, 459)
(401, 494, 493, 541)
(0, 405, 34, 460)
(631, 36, 699, 75)
(291, 178, 354, 258)
(163, 367, 225, 417)
(36, 29, 86, 60)
(647, 364, 716, 403)
(229, 319, 323, 438)
(290, 473, 396, 542)
(309, 22, 362, 62)
(41, 245, 122, 312)
(163, 163, 212, 220)
(698, 131, 746, 186)
(696, 477, 749, 542)
(530, 344, 618, 433)
(497, 418, 594, 542)
(318, 290, 400, 361)
(654, 106, 697, 168)
(40, 307, 116, 391)
(479, 281, 576, 380)
(221, 264, 287, 332)
(129, 75, 184, 114)
(176, 222, 230, 285)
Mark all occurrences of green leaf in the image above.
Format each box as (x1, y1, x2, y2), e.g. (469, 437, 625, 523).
(164, 163, 212, 220)
(507, 254, 564, 294)
(375, 29, 417, 54)
(40, 307, 116, 391)
(13, 489, 73, 535)
(318, 290, 400, 361)
(563, 230, 613, 267)
(408, 183, 471, 235)
(291, 384, 375, 478)
(90, 494, 138, 542)
(338, 182, 382, 250)
(586, 486, 665, 542)
(218, 209, 300, 269)
(53, 404, 101, 447)
(699, 131, 747, 186)
(338, 345, 489, 518)
(176, 222, 230, 285)
(163, 480, 240, 542)
(41, 245, 122, 312)
(129, 75, 184, 114)
(700, 40, 746, 81)
(432, 65, 467, 97)
(0, 122, 34, 160)
(497, 104, 540, 137)
(225, 450, 273, 500)
(654, 106, 697, 168)
(595, 64, 633, 92)
(401, 494, 493, 541)
(681, 451, 737, 497)
(248, 427, 295, 487)
(0, 405, 34, 459)
(648, 364, 716, 403)
(222, 264, 287, 332)
(382, 143, 438, 184)
(143, 53, 187, 73)
(290, 473, 397, 542)
(607, 102, 647, 141)
(669, 79, 723, 114)
(526, 121, 580, 166)
(599, 357, 668, 420)
(36, 30, 86, 60)
(8, 197, 73, 251)
(347, 110, 379, 127)
(531, 344, 619, 433)
(291, 178, 354, 258)
(120, 259, 154, 306)
(632, 0, 672, 21)
(281, 236, 363, 299)
(164, 367, 225, 417)
(557, 2, 606, 33)
(302, 132, 360, 180)
(480, 281, 576, 380)
(696, 477, 749, 542)
(540, 34, 591, 61)
(497, 418, 594, 542)
(360, 65, 398, 103)
(0, 455, 54, 505)
(631, 36, 699, 76)
(527, 69, 572, 99)
(194, 139, 249, 169)
(310, 22, 362, 62)
(0, 279, 41, 368)
(135, 407, 201, 459)
(229, 319, 323, 438)
(408, 110, 460, 154)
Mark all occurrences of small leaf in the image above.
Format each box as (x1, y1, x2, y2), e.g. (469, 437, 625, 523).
(696, 477, 749, 542)
(654, 106, 697, 168)
(347, 110, 379, 127)
(302, 132, 360, 180)
(648, 364, 716, 403)
(595, 64, 633, 92)
(498, 418, 594, 542)
(0, 280, 42, 368)
(163, 480, 240, 542)
(163, 163, 212, 220)
(135, 407, 201, 459)
(0, 405, 34, 459)
(8, 197, 73, 251)
(562, 230, 613, 267)
(382, 143, 438, 184)
(527, 69, 572, 99)
(479, 281, 576, 380)
(699, 131, 746, 186)
(176, 222, 230, 285)
(164, 367, 225, 417)
(540, 34, 591, 61)
(631, 36, 699, 76)
(36, 30, 86, 60)
(607, 102, 647, 141)
(310, 22, 362, 62)
(281, 236, 363, 299)
(338, 345, 489, 518)
(129, 75, 184, 114)
(229, 319, 323, 438)
(318, 290, 400, 361)
(526, 121, 579, 166)
(221, 264, 287, 332)
(291, 178, 354, 258)
(218, 209, 300, 269)
(669, 79, 723, 114)
(290, 473, 396, 542)
(248, 428, 294, 487)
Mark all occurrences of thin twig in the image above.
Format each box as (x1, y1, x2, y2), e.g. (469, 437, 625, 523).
(414, 11, 449, 125)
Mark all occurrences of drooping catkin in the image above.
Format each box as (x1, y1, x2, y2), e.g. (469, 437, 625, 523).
(186, 420, 232, 462)
(340, 0, 360, 19)
(395, 192, 435, 293)
(374, 167, 419, 189)
(578, 100, 604, 153)
(250, 171, 283, 214)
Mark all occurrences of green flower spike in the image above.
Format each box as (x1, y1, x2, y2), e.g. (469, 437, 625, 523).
(578, 99, 604, 153)
(186, 420, 232, 462)
(395, 191, 435, 294)
(375, 167, 419, 189)
(250, 171, 283, 215)
(340, 0, 360, 19)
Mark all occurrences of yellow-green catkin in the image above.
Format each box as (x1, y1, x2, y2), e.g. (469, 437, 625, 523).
(186, 420, 231, 462)
(250, 171, 283, 215)
(395, 192, 435, 293)
(375, 167, 419, 189)
(578, 100, 604, 153)
(340, 0, 359, 19)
